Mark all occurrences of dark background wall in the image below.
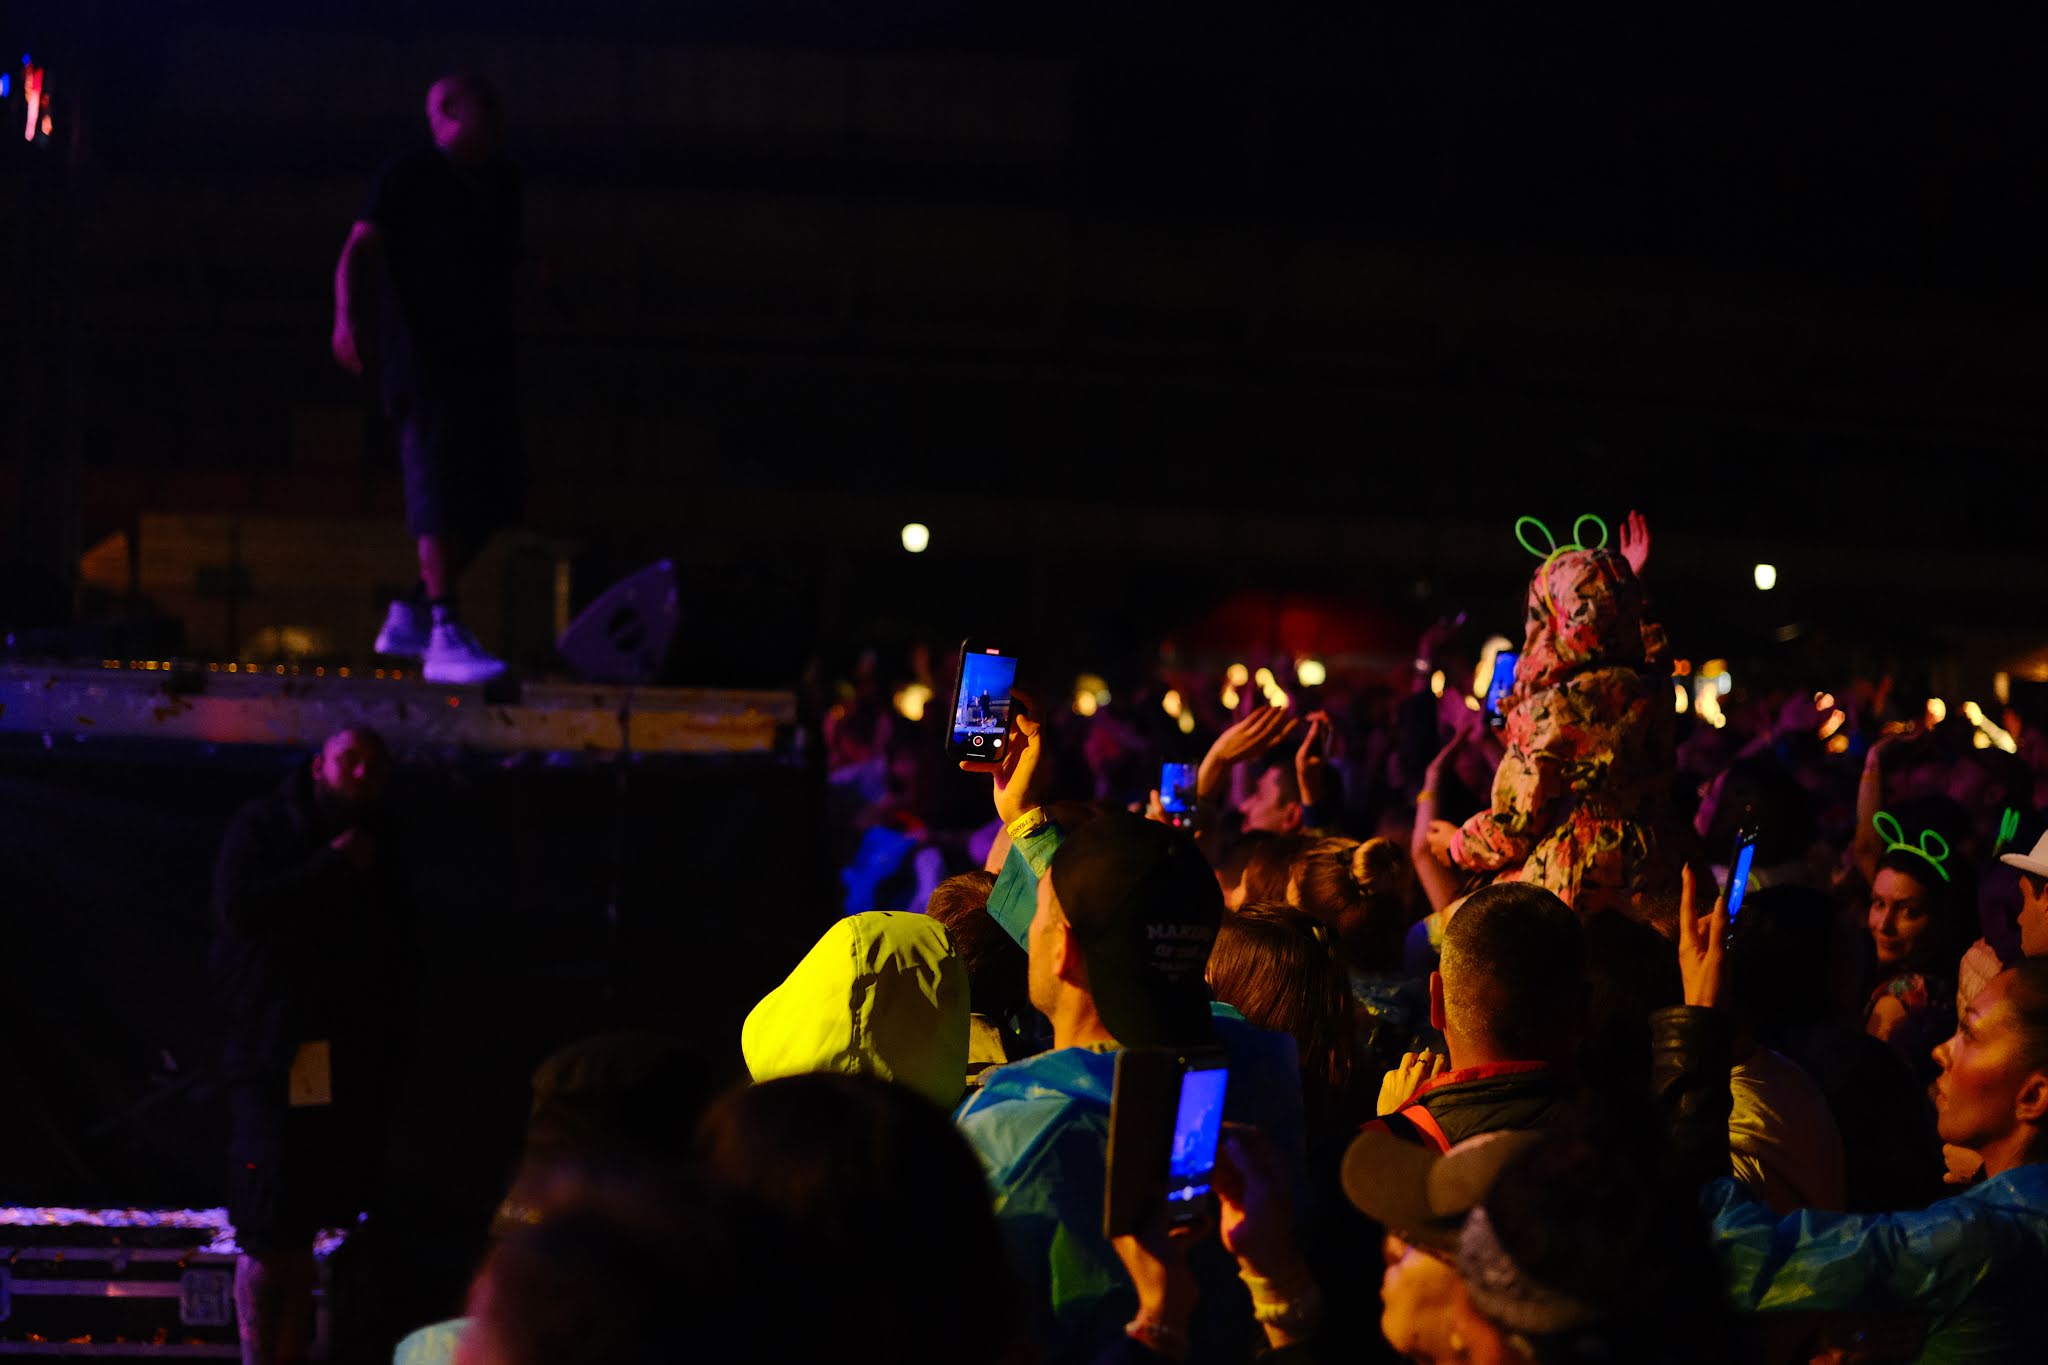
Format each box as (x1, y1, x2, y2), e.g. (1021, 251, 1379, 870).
(6, 3, 2048, 687)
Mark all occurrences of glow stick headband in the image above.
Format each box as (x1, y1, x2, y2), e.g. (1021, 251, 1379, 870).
(1515, 514, 1610, 622)
(1997, 807, 2021, 857)
(1873, 811, 1951, 883)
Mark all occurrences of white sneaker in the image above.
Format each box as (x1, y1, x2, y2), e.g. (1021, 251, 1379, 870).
(422, 621, 508, 684)
(373, 600, 430, 658)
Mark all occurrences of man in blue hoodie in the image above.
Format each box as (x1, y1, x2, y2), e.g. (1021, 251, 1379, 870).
(953, 708, 1305, 1364)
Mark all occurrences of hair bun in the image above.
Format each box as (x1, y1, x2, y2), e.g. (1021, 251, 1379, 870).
(1350, 836, 1414, 901)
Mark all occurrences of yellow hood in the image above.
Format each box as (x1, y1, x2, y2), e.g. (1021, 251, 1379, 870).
(741, 911, 969, 1110)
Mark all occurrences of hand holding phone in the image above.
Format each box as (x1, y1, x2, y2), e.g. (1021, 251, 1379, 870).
(945, 639, 1020, 763)
(1105, 1049, 1230, 1238)
(1484, 650, 1520, 729)
(1212, 1125, 1299, 1274)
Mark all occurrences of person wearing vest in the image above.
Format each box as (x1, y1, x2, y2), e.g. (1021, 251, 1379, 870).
(1364, 882, 1586, 1153)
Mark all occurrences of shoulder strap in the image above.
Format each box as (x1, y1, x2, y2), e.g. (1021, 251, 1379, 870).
(1395, 1101, 1452, 1154)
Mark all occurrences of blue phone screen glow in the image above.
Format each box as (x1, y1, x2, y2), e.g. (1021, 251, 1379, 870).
(1166, 1067, 1229, 1203)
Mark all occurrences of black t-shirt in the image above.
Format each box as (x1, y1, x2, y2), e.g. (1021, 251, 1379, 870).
(360, 145, 521, 407)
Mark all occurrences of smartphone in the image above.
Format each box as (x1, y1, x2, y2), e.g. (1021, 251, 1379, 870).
(1725, 826, 1758, 944)
(1159, 761, 1198, 828)
(944, 639, 1020, 762)
(1484, 650, 1520, 728)
(1164, 1058, 1230, 1223)
(1104, 1049, 1229, 1237)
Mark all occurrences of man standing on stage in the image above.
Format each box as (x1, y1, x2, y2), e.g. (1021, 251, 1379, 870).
(332, 73, 520, 684)
(209, 728, 409, 1365)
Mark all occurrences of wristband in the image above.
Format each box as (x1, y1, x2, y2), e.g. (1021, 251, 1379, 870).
(1239, 1265, 1325, 1334)
(1124, 1315, 1189, 1359)
(1005, 808, 1051, 841)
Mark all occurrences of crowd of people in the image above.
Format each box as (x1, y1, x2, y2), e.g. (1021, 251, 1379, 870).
(209, 512, 2048, 1365)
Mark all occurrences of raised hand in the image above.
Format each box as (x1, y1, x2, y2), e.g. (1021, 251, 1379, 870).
(959, 692, 1048, 828)
(1210, 705, 1299, 766)
(1197, 703, 1299, 801)
(1620, 509, 1651, 577)
(1295, 711, 1332, 810)
(1377, 1049, 1449, 1116)
(1416, 612, 1468, 668)
(1676, 863, 1729, 1009)
(1212, 1125, 1300, 1275)
(1110, 1210, 1207, 1349)
(331, 317, 365, 376)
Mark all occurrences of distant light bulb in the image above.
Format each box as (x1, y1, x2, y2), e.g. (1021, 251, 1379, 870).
(1296, 658, 1327, 687)
(1226, 663, 1250, 687)
(1753, 563, 1778, 591)
(900, 522, 930, 554)
(1429, 670, 1446, 698)
(1253, 667, 1276, 690)
(1675, 683, 1689, 715)
(1162, 689, 1184, 719)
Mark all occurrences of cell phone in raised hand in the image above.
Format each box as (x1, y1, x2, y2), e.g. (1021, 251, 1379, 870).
(1163, 1056, 1229, 1226)
(945, 639, 1020, 763)
(1484, 650, 1519, 729)
(1725, 826, 1759, 946)
(1104, 1048, 1230, 1237)
(1159, 761, 1198, 828)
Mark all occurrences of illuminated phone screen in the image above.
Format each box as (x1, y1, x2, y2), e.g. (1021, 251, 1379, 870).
(1165, 1066, 1228, 1204)
(1727, 837, 1758, 923)
(1159, 762, 1198, 814)
(951, 650, 1018, 757)
(1485, 651, 1519, 718)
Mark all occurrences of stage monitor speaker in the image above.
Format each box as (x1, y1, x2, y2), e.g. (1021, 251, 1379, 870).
(557, 559, 678, 684)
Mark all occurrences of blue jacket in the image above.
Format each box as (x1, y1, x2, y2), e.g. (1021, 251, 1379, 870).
(958, 821, 1305, 1364)
(1707, 1164, 2048, 1364)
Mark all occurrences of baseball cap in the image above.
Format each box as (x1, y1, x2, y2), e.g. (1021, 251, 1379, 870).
(2000, 829, 2048, 880)
(1048, 812, 1221, 1049)
(1340, 1126, 1543, 1254)
(1344, 1126, 1608, 1336)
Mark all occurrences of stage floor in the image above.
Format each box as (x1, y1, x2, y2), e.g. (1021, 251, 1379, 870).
(0, 661, 793, 757)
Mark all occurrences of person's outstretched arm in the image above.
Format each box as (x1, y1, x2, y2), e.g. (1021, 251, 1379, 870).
(1706, 1180, 2031, 1321)
(1446, 690, 1571, 872)
(1660, 867, 1736, 1190)
(965, 702, 1061, 951)
(1411, 729, 1470, 912)
(331, 221, 381, 376)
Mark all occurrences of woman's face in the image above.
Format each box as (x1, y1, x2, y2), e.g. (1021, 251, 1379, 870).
(1868, 867, 1935, 970)
(1379, 1236, 1468, 1362)
(1379, 1236, 1526, 1364)
(1933, 971, 2047, 1154)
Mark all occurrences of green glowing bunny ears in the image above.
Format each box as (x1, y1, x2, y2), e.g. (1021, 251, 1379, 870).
(1515, 514, 1610, 562)
(1998, 807, 2022, 856)
(1874, 811, 1952, 883)
(1516, 515, 1611, 621)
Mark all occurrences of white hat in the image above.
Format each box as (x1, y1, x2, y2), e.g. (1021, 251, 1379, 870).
(1999, 830, 2048, 880)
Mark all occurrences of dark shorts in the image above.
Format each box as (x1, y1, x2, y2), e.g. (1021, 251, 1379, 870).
(394, 392, 524, 543)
